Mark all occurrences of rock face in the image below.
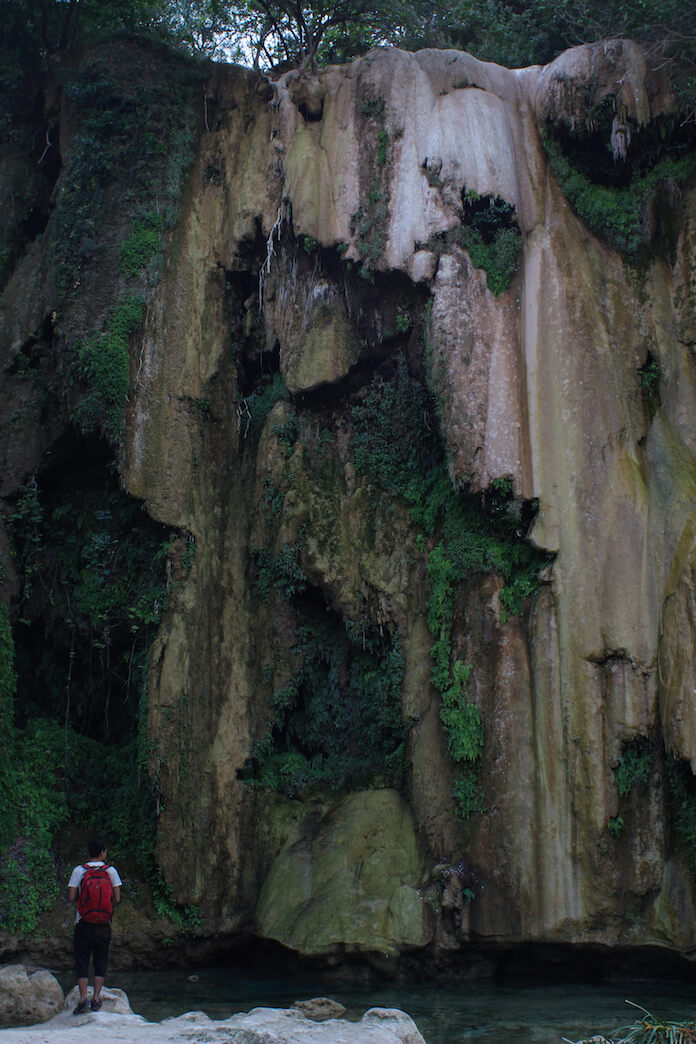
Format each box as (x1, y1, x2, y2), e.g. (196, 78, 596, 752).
(1, 37, 696, 970)
(0, 965, 64, 1026)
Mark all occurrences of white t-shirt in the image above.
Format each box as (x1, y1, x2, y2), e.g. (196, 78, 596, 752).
(68, 861, 122, 923)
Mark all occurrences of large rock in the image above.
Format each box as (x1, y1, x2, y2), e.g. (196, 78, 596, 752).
(256, 789, 432, 956)
(0, 965, 64, 1027)
(64, 985, 134, 1015)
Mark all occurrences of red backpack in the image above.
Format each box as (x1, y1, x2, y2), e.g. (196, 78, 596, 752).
(77, 864, 114, 923)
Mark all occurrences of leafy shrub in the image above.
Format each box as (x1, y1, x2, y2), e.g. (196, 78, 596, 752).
(252, 542, 306, 602)
(242, 610, 408, 796)
(615, 736, 656, 798)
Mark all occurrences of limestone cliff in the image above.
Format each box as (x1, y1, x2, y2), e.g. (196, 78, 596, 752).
(1, 36, 696, 972)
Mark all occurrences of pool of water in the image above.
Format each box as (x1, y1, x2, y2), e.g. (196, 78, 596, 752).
(65, 968, 696, 1043)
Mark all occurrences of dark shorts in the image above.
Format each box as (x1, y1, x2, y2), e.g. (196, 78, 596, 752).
(74, 919, 111, 978)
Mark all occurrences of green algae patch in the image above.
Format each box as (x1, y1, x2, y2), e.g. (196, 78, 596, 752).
(256, 788, 430, 955)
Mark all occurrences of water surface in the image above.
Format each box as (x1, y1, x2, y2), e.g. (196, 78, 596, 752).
(80, 968, 696, 1043)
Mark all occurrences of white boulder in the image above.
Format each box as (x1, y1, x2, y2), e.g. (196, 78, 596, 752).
(0, 965, 64, 1027)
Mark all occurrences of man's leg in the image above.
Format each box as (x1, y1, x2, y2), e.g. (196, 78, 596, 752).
(91, 924, 111, 1009)
(73, 923, 91, 1013)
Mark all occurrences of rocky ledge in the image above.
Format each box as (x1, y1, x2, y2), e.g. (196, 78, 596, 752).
(0, 972, 426, 1044)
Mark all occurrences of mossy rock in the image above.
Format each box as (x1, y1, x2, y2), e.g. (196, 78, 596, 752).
(256, 788, 431, 956)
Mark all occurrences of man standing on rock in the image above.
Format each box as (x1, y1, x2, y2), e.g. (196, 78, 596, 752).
(67, 835, 122, 1015)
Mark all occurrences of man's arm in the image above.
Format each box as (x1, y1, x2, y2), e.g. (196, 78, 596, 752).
(68, 886, 78, 903)
(113, 885, 121, 904)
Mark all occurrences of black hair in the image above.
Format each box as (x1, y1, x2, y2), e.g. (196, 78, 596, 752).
(87, 835, 106, 859)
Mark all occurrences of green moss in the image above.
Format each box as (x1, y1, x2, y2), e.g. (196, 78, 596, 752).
(73, 293, 143, 443)
(119, 212, 163, 278)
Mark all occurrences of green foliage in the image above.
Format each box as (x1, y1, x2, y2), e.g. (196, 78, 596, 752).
(74, 294, 143, 443)
(1, 0, 166, 60)
(666, 758, 696, 877)
(615, 736, 656, 798)
(350, 356, 549, 817)
(0, 603, 16, 733)
(0, 464, 200, 934)
(377, 128, 389, 167)
(54, 48, 199, 297)
(272, 411, 300, 457)
(640, 357, 661, 397)
(262, 477, 286, 525)
(44, 43, 201, 446)
(544, 138, 696, 263)
(244, 372, 290, 437)
(459, 225, 521, 296)
(6, 472, 173, 741)
(6, 474, 43, 610)
(607, 815, 624, 838)
(0, 720, 69, 933)
(351, 357, 547, 618)
(458, 192, 521, 296)
(573, 1003, 696, 1043)
(350, 94, 390, 272)
(351, 192, 389, 272)
(440, 662, 480, 761)
(252, 542, 306, 602)
(351, 357, 434, 502)
(151, 871, 202, 930)
(439, 662, 485, 818)
(243, 610, 408, 796)
(119, 212, 163, 277)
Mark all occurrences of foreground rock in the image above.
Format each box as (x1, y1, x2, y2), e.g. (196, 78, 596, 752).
(0, 988, 425, 1044)
(0, 966, 64, 1027)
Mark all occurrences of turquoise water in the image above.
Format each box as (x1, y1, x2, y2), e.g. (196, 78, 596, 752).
(80, 969, 696, 1043)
